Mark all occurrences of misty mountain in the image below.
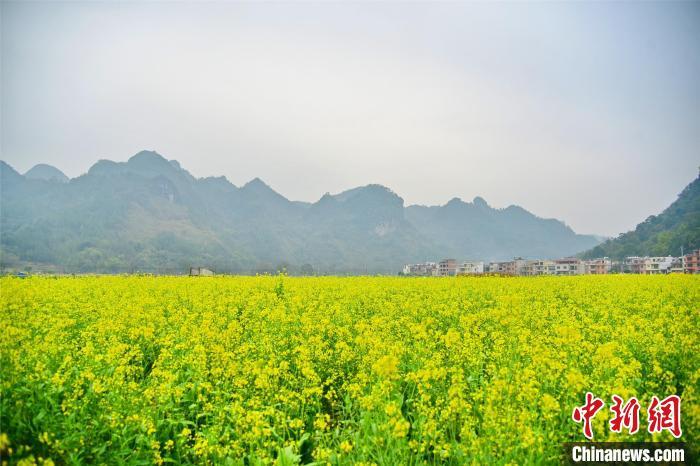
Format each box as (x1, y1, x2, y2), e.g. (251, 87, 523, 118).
(581, 174, 700, 260)
(24, 164, 69, 183)
(406, 196, 600, 261)
(1, 151, 602, 274)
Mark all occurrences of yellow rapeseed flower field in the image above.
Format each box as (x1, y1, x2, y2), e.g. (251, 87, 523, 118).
(1, 275, 698, 465)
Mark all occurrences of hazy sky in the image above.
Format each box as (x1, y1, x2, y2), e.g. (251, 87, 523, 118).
(2, 1, 699, 236)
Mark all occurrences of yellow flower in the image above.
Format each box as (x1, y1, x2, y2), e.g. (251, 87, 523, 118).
(373, 355, 400, 379)
(1, 274, 697, 463)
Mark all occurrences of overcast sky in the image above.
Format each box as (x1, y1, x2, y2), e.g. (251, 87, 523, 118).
(2, 1, 699, 236)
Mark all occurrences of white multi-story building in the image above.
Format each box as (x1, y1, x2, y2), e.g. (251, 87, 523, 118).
(642, 256, 675, 274)
(486, 260, 521, 275)
(523, 260, 557, 275)
(402, 262, 439, 276)
(553, 258, 584, 275)
(486, 262, 503, 274)
(457, 261, 484, 275)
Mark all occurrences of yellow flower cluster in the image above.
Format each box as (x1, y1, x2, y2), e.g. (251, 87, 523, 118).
(0, 274, 698, 464)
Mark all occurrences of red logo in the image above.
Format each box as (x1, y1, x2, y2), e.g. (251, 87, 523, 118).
(572, 393, 682, 439)
(648, 395, 682, 438)
(609, 395, 640, 434)
(572, 392, 605, 439)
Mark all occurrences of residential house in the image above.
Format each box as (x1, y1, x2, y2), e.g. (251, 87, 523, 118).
(457, 261, 484, 275)
(583, 258, 612, 275)
(623, 257, 645, 274)
(669, 258, 684, 273)
(524, 260, 557, 276)
(554, 258, 584, 275)
(642, 256, 675, 274)
(684, 250, 700, 274)
(402, 262, 439, 276)
(438, 259, 457, 276)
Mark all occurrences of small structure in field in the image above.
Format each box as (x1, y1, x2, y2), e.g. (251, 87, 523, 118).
(190, 267, 214, 277)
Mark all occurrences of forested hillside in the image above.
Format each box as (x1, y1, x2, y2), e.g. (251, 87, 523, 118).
(581, 174, 699, 260)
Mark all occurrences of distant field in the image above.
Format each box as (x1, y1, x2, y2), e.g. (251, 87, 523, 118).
(1, 275, 698, 465)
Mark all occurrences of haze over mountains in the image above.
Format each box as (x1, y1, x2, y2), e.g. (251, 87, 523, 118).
(1, 151, 602, 274)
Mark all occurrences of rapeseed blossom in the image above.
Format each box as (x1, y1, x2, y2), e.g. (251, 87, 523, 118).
(0, 275, 698, 464)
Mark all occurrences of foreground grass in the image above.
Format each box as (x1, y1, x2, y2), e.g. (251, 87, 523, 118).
(1, 275, 698, 465)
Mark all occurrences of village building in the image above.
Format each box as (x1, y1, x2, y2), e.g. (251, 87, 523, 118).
(438, 259, 457, 276)
(457, 261, 484, 275)
(683, 249, 700, 274)
(523, 260, 557, 276)
(641, 256, 675, 274)
(622, 257, 645, 274)
(402, 262, 438, 276)
(553, 258, 584, 275)
(402, 254, 687, 276)
(583, 258, 612, 274)
(669, 258, 684, 273)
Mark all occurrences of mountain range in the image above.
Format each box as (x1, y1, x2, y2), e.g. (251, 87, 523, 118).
(1, 150, 602, 274)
